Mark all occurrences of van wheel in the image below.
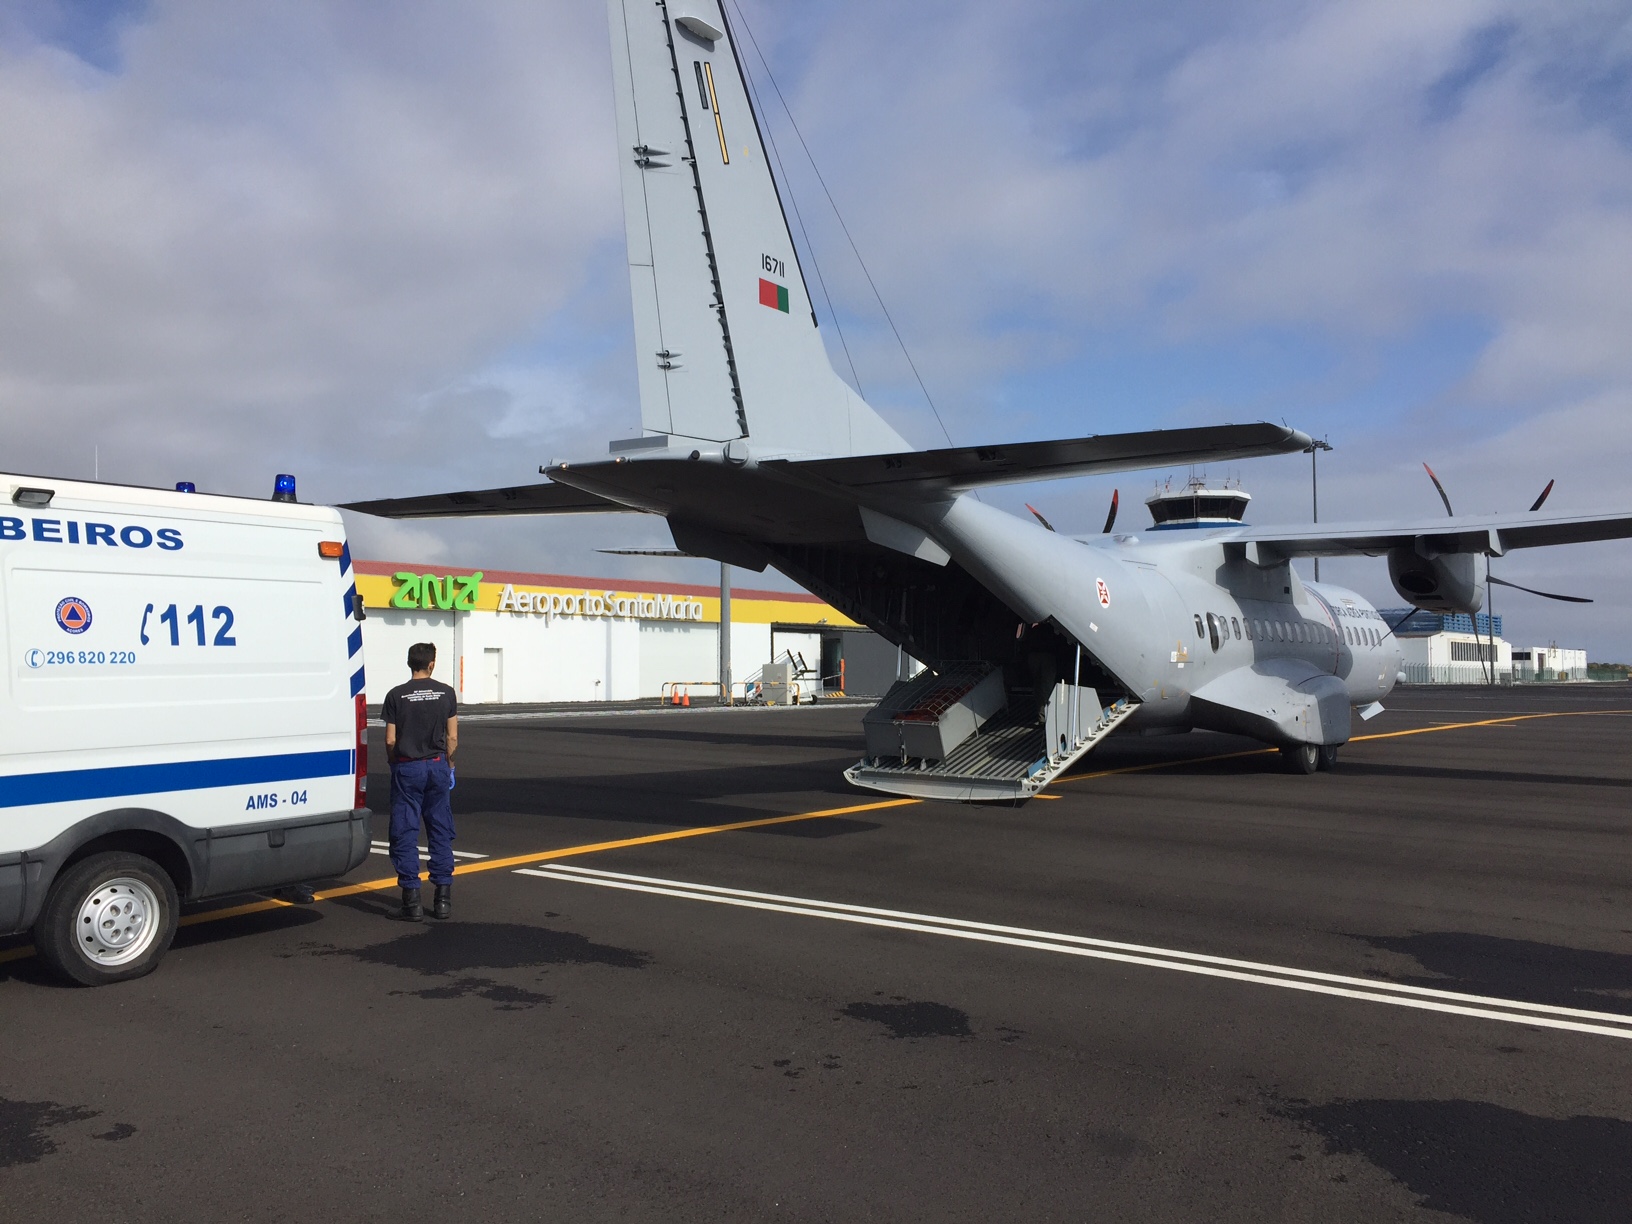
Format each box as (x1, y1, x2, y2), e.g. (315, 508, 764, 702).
(34, 852, 179, 986)
(1281, 744, 1321, 775)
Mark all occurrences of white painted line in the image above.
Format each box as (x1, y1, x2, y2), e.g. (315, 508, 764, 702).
(517, 864, 1632, 1042)
(369, 841, 486, 860)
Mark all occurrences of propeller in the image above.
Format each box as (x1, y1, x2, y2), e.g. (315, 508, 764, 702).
(1025, 504, 1056, 532)
(1489, 575, 1590, 604)
(1025, 488, 1118, 534)
(1423, 463, 1454, 518)
(1419, 465, 1592, 682)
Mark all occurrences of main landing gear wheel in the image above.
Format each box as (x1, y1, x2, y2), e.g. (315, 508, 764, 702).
(1317, 744, 1339, 772)
(1281, 743, 1321, 775)
(34, 852, 179, 986)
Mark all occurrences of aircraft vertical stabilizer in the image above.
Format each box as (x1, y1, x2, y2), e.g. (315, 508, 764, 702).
(606, 0, 907, 458)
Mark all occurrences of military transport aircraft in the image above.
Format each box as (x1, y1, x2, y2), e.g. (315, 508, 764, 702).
(346, 0, 1632, 802)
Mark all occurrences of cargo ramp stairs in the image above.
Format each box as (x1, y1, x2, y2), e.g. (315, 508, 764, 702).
(844, 662, 1138, 803)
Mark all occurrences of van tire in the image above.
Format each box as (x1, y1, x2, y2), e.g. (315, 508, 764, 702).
(34, 852, 179, 986)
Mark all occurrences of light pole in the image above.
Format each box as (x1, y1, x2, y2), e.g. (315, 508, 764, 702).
(1304, 439, 1332, 581)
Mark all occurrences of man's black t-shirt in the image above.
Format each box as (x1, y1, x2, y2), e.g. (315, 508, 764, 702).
(382, 679, 458, 761)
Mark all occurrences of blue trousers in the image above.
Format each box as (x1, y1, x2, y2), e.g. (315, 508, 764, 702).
(388, 757, 456, 887)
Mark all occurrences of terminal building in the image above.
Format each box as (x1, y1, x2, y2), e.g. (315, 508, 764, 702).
(1382, 609, 1588, 684)
(354, 560, 899, 705)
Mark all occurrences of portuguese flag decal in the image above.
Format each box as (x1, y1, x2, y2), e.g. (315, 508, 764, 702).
(758, 278, 789, 312)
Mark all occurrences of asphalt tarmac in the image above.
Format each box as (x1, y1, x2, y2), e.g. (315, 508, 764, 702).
(4, 686, 1631, 1223)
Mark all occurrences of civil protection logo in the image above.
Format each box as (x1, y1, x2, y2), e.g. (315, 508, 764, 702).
(55, 597, 92, 634)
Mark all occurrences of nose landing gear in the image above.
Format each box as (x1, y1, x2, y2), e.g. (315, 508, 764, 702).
(1281, 743, 1339, 774)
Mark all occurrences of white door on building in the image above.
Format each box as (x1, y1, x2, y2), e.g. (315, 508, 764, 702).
(483, 648, 503, 704)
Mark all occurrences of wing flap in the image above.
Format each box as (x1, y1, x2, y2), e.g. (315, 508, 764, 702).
(342, 482, 641, 519)
(769, 423, 1312, 492)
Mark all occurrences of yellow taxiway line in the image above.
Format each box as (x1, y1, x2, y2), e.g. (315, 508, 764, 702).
(1, 708, 1624, 965)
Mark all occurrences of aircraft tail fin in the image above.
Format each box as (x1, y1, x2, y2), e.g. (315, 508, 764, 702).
(607, 0, 906, 458)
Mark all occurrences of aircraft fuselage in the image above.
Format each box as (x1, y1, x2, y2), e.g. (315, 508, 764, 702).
(923, 495, 1400, 744)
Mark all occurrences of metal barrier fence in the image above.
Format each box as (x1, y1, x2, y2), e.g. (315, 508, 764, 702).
(1398, 664, 1600, 685)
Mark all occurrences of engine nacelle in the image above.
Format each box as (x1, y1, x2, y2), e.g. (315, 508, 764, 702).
(1387, 547, 1485, 614)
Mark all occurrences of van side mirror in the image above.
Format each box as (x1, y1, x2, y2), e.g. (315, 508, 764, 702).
(352, 592, 367, 622)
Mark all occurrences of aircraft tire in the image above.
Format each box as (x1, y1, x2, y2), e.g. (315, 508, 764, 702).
(33, 852, 179, 987)
(1281, 744, 1321, 775)
(1317, 744, 1339, 771)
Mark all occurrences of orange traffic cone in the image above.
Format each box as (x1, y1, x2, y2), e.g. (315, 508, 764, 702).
(681, 688, 690, 707)
(670, 688, 680, 706)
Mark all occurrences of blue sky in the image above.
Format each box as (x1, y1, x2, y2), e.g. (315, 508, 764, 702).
(3, 0, 1632, 657)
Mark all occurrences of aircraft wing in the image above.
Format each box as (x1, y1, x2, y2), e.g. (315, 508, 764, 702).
(341, 481, 642, 519)
(1219, 509, 1632, 561)
(766, 423, 1312, 494)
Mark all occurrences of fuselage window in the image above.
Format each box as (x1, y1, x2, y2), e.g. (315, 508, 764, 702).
(1206, 612, 1221, 652)
(1231, 616, 1241, 640)
(1277, 622, 1286, 641)
(1195, 614, 1204, 638)
(1345, 626, 1353, 645)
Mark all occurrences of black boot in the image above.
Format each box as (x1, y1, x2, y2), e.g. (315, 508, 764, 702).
(400, 887, 423, 920)
(432, 884, 451, 920)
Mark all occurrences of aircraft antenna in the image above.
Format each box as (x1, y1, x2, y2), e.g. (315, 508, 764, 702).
(727, 0, 957, 450)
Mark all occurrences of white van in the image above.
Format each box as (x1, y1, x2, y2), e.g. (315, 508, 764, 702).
(0, 473, 370, 984)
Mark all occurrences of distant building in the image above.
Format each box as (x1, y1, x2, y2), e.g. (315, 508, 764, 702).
(1511, 645, 1587, 681)
(355, 560, 903, 704)
(1382, 609, 1587, 684)
(1383, 609, 1510, 684)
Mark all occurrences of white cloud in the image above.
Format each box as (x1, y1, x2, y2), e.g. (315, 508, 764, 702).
(4, 0, 1632, 655)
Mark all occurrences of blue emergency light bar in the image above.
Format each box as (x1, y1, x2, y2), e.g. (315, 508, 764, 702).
(272, 474, 297, 503)
(175, 481, 196, 493)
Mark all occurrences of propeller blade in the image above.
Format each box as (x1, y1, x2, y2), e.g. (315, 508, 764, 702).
(1025, 503, 1056, 532)
(1101, 489, 1120, 534)
(1488, 575, 1592, 603)
(1528, 479, 1555, 513)
(1422, 462, 1454, 517)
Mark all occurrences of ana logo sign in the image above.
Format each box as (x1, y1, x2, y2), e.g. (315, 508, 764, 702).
(55, 596, 92, 634)
(391, 572, 482, 611)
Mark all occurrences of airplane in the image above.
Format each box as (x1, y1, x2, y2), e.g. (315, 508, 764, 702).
(344, 0, 1632, 802)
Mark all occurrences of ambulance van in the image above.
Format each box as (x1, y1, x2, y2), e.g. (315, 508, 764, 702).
(0, 473, 370, 985)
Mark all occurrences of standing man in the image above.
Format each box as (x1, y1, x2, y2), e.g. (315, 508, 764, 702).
(382, 642, 459, 921)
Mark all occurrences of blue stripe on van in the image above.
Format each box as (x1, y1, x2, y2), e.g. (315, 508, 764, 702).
(348, 626, 363, 657)
(0, 749, 354, 809)
(350, 666, 366, 698)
